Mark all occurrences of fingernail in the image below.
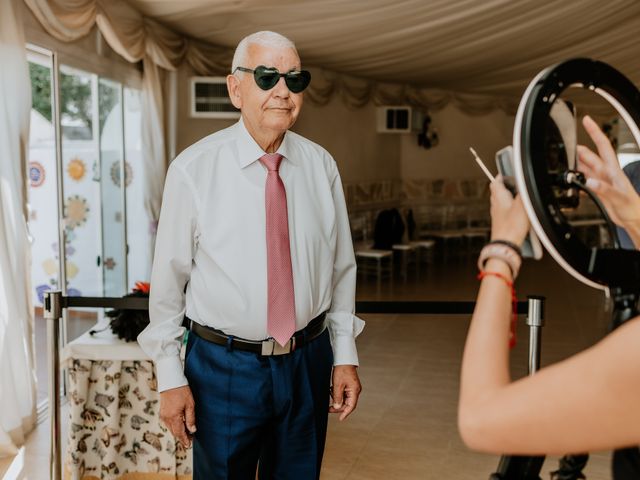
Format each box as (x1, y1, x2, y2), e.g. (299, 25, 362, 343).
(333, 403, 342, 409)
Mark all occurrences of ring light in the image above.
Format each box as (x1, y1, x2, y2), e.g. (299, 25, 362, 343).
(513, 58, 640, 294)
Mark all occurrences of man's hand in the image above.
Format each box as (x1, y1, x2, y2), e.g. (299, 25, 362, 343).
(159, 385, 196, 447)
(329, 365, 362, 421)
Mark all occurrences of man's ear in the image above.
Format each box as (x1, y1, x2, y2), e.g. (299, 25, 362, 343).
(227, 74, 242, 110)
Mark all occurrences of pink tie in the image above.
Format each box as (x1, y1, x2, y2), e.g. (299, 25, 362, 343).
(260, 153, 296, 346)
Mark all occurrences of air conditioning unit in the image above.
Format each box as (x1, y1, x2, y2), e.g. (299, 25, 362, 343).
(376, 106, 423, 133)
(190, 76, 241, 119)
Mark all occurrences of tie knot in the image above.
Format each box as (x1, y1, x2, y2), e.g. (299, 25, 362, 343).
(260, 153, 284, 172)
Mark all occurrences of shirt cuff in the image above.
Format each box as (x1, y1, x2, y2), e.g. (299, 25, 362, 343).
(325, 312, 365, 366)
(155, 355, 189, 392)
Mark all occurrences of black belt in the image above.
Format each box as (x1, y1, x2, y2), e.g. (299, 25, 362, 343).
(187, 313, 326, 356)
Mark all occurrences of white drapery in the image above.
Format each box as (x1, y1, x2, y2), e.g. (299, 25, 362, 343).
(107, 0, 640, 113)
(141, 57, 166, 246)
(0, 0, 37, 457)
(22, 0, 640, 115)
(18, 0, 541, 115)
(126, 0, 640, 91)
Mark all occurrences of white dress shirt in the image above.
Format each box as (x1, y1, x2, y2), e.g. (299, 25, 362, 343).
(138, 119, 365, 392)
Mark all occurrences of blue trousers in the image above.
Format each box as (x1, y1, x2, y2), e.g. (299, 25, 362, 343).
(184, 328, 333, 480)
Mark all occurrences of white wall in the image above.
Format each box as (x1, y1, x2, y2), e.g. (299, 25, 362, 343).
(176, 64, 234, 155)
(400, 104, 515, 180)
(176, 63, 514, 186)
(293, 97, 401, 183)
(175, 63, 401, 184)
(172, 60, 629, 190)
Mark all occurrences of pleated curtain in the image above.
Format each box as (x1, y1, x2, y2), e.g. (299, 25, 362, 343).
(0, 0, 37, 456)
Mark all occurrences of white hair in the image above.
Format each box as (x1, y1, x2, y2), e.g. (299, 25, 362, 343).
(231, 31, 298, 73)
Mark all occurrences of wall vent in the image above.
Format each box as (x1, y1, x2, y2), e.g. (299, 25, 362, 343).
(376, 106, 423, 133)
(190, 76, 240, 119)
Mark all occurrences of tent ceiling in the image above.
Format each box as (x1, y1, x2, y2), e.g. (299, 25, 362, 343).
(126, 0, 640, 99)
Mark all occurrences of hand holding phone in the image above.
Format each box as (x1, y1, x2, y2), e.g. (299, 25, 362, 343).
(495, 146, 543, 260)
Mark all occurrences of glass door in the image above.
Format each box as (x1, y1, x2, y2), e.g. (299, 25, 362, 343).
(59, 65, 103, 301)
(123, 87, 149, 291)
(57, 67, 130, 302)
(27, 49, 57, 404)
(98, 78, 127, 297)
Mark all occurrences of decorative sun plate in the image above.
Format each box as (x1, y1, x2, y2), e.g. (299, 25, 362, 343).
(110, 160, 133, 187)
(67, 157, 87, 181)
(103, 257, 117, 270)
(29, 161, 45, 187)
(64, 195, 90, 229)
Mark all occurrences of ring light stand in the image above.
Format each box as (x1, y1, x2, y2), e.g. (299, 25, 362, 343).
(492, 58, 640, 479)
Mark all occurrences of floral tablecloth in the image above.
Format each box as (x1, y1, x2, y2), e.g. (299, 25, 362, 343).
(63, 325, 192, 480)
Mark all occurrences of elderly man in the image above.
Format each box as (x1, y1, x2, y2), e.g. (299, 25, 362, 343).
(138, 31, 364, 479)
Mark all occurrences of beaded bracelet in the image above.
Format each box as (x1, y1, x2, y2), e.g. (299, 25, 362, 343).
(477, 270, 518, 348)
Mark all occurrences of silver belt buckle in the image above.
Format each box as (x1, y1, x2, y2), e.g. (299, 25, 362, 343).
(261, 337, 295, 356)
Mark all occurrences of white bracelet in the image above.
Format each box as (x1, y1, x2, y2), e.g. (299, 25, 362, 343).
(478, 243, 521, 279)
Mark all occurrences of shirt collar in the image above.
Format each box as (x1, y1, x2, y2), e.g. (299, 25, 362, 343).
(235, 116, 296, 169)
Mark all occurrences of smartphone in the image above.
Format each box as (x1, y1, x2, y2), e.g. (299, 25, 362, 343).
(495, 146, 544, 260)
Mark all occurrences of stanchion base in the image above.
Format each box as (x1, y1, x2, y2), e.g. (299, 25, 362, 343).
(490, 455, 545, 480)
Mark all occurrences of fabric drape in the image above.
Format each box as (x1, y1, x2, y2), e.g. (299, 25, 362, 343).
(23, 0, 640, 114)
(134, 0, 640, 95)
(0, 0, 37, 457)
(23, 0, 233, 74)
(141, 57, 166, 245)
(306, 67, 518, 114)
(25, 0, 640, 114)
(22, 0, 539, 114)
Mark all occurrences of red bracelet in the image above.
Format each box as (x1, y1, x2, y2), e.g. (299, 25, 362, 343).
(477, 270, 517, 349)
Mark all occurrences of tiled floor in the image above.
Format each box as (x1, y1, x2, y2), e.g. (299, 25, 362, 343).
(322, 253, 613, 479)
(4, 252, 617, 479)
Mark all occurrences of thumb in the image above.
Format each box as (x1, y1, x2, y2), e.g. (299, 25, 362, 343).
(332, 383, 344, 409)
(185, 401, 196, 433)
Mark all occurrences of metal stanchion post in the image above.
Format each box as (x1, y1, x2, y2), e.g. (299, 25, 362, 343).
(44, 291, 63, 480)
(526, 296, 545, 375)
(490, 295, 546, 480)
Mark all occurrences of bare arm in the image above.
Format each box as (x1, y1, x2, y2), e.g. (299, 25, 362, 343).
(458, 180, 640, 455)
(460, 312, 640, 455)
